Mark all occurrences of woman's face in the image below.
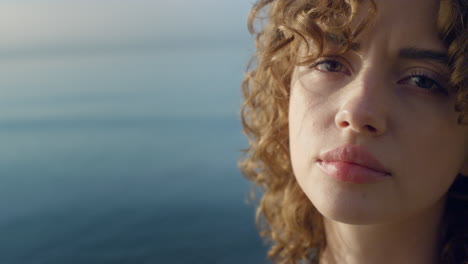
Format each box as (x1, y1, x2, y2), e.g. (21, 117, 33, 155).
(289, 0, 468, 224)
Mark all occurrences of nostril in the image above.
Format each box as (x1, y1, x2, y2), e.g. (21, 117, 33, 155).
(339, 121, 350, 128)
(365, 125, 377, 133)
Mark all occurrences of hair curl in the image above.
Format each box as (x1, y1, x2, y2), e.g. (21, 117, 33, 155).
(239, 0, 468, 263)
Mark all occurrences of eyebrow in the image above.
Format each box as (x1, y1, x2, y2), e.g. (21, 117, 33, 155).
(325, 33, 449, 65)
(398, 47, 449, 65)
(325, 32, 449, 66)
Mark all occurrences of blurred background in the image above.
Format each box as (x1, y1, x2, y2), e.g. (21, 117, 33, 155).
(0, 0, 269, 263)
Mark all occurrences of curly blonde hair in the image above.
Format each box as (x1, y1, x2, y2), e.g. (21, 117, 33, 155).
(238, 0, 468, 263)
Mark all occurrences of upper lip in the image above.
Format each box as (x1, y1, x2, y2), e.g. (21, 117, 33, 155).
(318, 144, 391, 175)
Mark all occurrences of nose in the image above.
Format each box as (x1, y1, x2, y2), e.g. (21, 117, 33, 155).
(334, 85, 388, 137)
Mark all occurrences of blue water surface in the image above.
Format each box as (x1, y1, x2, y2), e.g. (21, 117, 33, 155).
(0, 44, 269, 263)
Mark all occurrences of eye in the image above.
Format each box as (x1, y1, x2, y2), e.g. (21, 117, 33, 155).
(310, 59, 349, 74)
(398, 73, 448, 95)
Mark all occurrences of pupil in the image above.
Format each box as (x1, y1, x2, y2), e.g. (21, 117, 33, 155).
(415, 76, 433, 89)
(327, 61, 340, 71)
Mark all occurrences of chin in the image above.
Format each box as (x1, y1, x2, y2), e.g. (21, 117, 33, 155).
(306, 186, 395, 225)
(319, 206, 387, 225)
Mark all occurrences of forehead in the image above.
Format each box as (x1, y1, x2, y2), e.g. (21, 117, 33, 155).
(356, 0, 445, 51)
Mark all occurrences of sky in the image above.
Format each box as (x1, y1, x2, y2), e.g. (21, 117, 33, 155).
(0, 0, 254, 58)
(0, 0, 256, 119)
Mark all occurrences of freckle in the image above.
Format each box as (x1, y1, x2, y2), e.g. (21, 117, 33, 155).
(361, 192, 367, 200)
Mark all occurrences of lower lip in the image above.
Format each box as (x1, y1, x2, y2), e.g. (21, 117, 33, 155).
(318, 161, 391, 184)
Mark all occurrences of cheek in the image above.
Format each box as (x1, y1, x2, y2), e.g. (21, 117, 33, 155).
(404, 132, 465, 176)
(289, 81, 332, 179)
(394, 117, 468, 207)
(289, 88, 309, 175)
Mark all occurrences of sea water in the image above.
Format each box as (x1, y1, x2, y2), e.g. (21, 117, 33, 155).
(0, 44, 269, 263)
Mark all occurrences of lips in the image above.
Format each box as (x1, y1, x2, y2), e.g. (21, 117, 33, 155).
(317, 144, 391, 184)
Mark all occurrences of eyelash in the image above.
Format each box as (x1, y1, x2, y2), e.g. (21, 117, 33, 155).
(309, 59, 448, 95)
(309, 59, 350, 75)
(400, 72, 448, 95)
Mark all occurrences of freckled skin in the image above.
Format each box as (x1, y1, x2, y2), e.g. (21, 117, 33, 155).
(289, 0, 468, 226)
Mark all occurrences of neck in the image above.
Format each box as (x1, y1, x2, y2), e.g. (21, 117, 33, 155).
(319, 196, 447, 264)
